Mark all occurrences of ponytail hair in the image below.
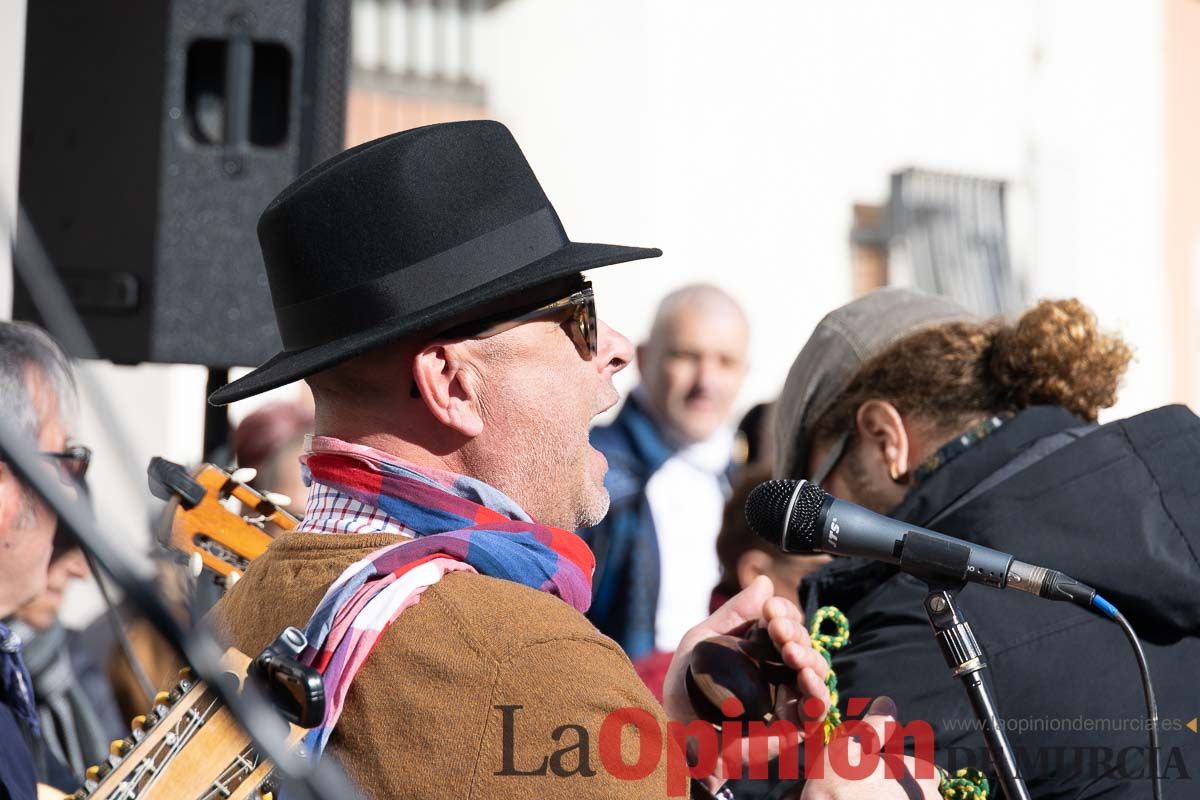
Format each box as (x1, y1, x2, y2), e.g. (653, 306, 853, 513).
(811, 298, 1133, 443)
(989, 298, 1130, 421)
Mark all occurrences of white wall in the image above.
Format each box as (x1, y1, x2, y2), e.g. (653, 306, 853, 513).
(1022, 0, 1168, 420)
(481, 0, 1170, 420)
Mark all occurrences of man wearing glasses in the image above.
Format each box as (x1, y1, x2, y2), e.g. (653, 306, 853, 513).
(208, 122, 933, 799)
(0, 320, 89, 799)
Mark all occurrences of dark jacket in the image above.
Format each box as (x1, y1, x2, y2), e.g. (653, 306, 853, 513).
(14, 620, 123, 778)
(800, 405, 1200, 798)
(0, 702, 38, 800)
(580, 395, 674, 660)
(0, 691, 74, 799)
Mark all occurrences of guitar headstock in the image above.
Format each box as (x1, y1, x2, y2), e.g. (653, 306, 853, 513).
(148, 458, 299, 582)
(63, 650, 301, 800)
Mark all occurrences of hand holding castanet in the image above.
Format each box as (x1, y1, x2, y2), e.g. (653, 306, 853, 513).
(666, 576, 829, 731)
(686, 623, 799, 724)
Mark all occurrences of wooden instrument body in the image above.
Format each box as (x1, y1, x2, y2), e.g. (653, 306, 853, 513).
(158, 462, 298, 581)
(52, 460, 310, 799)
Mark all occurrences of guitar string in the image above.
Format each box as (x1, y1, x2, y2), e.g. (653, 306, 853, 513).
(198, 745, 261, 800)
(104, 693, 221, 800)
(110, 709, 201, 800)
(129, 696, 218, 799)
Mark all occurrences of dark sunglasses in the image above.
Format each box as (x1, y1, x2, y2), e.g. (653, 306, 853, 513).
(435, 282, 598, 359)
(40, 444, 91, 487)
(809, 431, 848, 486)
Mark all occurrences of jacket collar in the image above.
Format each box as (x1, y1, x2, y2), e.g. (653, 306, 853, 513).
(890, 406, 1083, 527)
(607, 392, 676, 477)
(802, 405, 1084, 611)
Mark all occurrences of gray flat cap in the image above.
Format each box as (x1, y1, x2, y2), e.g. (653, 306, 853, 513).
(773, 287, 977, 480)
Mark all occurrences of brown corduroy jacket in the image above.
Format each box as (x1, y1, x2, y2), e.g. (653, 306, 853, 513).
(211, 532, 680, 799)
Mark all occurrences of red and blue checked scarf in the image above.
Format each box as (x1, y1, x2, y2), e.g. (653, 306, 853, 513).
(293, 437, 595, 761)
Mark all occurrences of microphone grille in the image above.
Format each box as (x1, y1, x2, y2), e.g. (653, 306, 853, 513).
(745, 480, 829, 553)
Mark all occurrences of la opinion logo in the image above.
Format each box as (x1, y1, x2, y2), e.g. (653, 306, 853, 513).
(494, 697, 936, 796)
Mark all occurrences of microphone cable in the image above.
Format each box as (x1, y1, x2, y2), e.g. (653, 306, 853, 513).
(1089, 595, 1161, 800)
(747, 479, 1164, 798)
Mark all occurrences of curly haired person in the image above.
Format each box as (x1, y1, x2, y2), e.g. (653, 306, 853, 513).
(771, 289, 1200, 798)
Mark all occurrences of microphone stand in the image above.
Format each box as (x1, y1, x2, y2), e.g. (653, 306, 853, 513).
(902, 533, 1031, 800)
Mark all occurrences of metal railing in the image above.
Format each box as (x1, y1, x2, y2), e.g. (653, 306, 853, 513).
(887, 168, 1020, 316)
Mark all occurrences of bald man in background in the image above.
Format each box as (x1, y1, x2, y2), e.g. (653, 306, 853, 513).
(581, 285, 749, 659)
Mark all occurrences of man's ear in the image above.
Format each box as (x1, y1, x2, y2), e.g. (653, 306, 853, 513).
(412, 343, 484, 438)
(736, 549, 774, 591)
(854, 399, 910, 477)
(635, 342, 648, 380)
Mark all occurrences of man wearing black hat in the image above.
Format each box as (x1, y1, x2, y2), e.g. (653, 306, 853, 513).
(208, 122, 915, 799)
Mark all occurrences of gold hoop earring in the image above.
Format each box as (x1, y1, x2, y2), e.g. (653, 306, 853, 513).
(888, 462, 903, 482)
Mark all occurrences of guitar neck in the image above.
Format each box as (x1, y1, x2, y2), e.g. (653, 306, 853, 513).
(63, 650, 303, 800)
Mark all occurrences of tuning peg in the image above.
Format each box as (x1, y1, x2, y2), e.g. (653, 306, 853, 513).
(264, 492, 292, 508)
(84, 761, 111, 783)
(153, 690, 174, 714)
(231, 467, 258, 484)
(189, 552, 203, 578)
(129, 714, 147, 741)
(106, 738, 132, 769)
(177, 666, 194, 682)
(227, 570, 242, 588)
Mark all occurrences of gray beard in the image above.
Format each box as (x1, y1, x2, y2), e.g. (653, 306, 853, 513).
(574, 489, 610, 531)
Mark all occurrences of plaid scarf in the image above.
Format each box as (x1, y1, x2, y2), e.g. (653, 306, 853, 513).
(294, 437, 594, 760)
(0, 620, 39, 738)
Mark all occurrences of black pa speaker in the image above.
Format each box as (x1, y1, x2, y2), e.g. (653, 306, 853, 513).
(16, 0, 349, 367)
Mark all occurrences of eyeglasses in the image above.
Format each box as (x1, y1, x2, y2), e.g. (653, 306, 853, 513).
(435, 282, 598, 359)
(809, 431, 849, 486)
(40, 445, 91, 487)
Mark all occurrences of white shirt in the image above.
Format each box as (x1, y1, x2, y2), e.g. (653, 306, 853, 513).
(644, 425, 735, 652)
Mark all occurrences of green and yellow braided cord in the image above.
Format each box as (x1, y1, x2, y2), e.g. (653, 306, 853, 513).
(808, 606, 989, 800)
(937, 767, 990, 799)
(807, 605, 849, 744)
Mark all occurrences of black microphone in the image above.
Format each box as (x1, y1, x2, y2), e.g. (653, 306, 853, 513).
(745, 479, 1101, 611)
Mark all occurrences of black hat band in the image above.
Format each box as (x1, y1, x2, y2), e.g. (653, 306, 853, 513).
(274, 207, 568, 351)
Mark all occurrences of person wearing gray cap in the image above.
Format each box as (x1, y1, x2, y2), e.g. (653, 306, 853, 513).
(771, 288, 1200, 797)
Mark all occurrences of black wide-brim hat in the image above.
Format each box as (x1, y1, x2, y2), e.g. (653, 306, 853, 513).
(209, 120, 660, 405)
